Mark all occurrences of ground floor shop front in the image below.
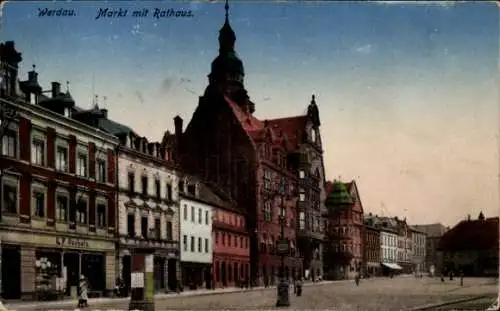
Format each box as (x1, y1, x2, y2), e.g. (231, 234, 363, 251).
(118, 246, 180, 293)
(213, 254, 249, 288)
(181, 261, 212, 290)
(0, 230, 115, 300)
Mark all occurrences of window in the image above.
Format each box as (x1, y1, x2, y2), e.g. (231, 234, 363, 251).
(263, 170, 271, 190)
(97, 202, 106, 227)
(56, 146, 68, 172)
(190, 236, 195, 252)
(141, 176, 148, 196)
(29, 92, 37, 105)
(166, 184, 172, 201)
(96, 159, 106, 183)
(76, 197, 87, 224)
(299, 170, 305, 179)
(141, 217, 148, 238)
(56, 195, 68, 221)
(205, 211, 209, 225)
(178, 180, 184, 193)
(187, 184, 196, 196)
(215, 232, 219, 244)
(76, 153, 87, 177)
(155, 179, 161, 199)
(299, 212, 305, 230)
(2, 130, 16, 158)
(222, 233, 226, 245)
(128, 172, 135, 193)
(31, 139, 45, 165)
(198, 237, 202, 252)
(299, 189, 305, 202)
(155, 218, 161, 239)
(167, 221, 173, 240)
(198, 208, 202, 224)
(183, 205, 188, 220)
(32, 189, 45, 217)
(205, 238, 209, 253)
(2, 180, 18, 214)
(183, 235, 188, 251)
(240, 236, 244, 248)
(191, 206, 195, 222)
(263, 201, 272, 221)
(127, 214, 135, 237)
(228, 234, 231, 246)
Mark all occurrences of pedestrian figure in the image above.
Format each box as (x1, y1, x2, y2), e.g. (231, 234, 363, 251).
(355, 271, 360, 286)
(460, 271, 464, 286)
(295, 278, 303, 296)
(77, 275, 89, 308)
(441, 272, 445, 283)
(449, 271, 454, 281)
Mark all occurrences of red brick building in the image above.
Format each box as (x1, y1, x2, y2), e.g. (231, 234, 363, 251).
(324, 180, 364, 279)
(0, 41, 118, 299)
(363, 216, 381, 276)
(212, 201, 250, 288)
(438, 212, 498, 276)
(173, 4, 305, 285)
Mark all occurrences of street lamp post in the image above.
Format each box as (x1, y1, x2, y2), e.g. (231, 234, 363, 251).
(276, 177, 290, 307)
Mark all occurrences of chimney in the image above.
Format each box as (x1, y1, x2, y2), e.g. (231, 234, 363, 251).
(100, 109, 108, 119)
(174, 115, 183, 137)
(51, 81, 61, 98)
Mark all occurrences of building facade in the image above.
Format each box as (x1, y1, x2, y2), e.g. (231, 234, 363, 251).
(1, 42, 118, 300)
(175, 3, 305, 286)
(113, 131, 180, 293)
(413, 223, 448, 275)
(363, 216, 381, 276)
(345, 181, 364, 276)
(396, 218, 412, 274)
(179, 180, 213, 290)
(212, 200, 250, 288)
(410, 226, 426, 275)
(378, 219, 400, 275)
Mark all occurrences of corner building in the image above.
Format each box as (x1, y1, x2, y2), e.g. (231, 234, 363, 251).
(175, 3, 320, 285)
(0, 42, 118, 300)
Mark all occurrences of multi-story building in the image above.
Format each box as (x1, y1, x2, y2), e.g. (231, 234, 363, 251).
(175, 2, 303, 285)
(410, 226, 426, 275)
(413, 223, 448, 275)
(363, 215, 381, 276)
(323, 180, 364, 280)
(107, 126, 181, 293)
(395, 217, 412, 274)
(212, 194, 250, 288)
(377, 217, 401, 275)
(0, 42, 118, 299)
(267, 98, 327, 281)
(179, 179, 213, 290)
(438, 212, 498, 277)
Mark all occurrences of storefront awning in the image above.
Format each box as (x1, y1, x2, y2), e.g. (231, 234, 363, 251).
(381, 262, 403, 270)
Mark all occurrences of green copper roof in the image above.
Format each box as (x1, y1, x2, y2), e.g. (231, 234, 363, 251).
(325, 180, 353, 206)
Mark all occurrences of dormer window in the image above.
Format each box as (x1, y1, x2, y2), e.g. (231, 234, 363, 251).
(311, 128, 317, 143)
(187, 184, 196, 196)
(29, 93, 37, 105)
(63, 108, 71, 117)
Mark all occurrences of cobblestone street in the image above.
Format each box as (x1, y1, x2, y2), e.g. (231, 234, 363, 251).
(6, 277, 498, 311)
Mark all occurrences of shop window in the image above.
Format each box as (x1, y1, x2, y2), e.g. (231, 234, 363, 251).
(127, 214, 135, 237)
(56, 194, 68, 221)
(2, 178, 18, 214)
(96, 201, 107, 228)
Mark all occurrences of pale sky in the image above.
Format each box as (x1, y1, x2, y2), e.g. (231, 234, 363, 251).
(2, 1, 498, 226)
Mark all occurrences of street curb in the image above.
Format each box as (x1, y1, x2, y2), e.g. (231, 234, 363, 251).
(408, 295, 491, 311)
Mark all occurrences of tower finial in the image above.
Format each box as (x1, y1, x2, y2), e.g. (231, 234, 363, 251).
(225, 0, 229, 21)
(32, 64, 36, 71)
(66, 81, 70, 92)
(312, 94, 316, 103)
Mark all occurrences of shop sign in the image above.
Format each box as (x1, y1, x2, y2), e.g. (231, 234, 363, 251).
(56, 237, 89, 249)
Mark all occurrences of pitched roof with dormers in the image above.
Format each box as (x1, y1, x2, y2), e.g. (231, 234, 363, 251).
(438, 216, 499, 251)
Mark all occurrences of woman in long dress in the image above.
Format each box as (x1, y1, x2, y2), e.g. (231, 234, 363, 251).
(78, 275, 89, 308)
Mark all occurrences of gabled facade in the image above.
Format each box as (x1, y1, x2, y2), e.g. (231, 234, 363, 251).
(0, 41, 119, 299)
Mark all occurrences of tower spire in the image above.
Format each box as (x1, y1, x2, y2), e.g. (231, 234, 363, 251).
(225, 0, 229, 22)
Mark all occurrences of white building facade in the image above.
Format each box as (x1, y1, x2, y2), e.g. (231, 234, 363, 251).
(179, 184, 213, 290)
(115, 133, 181, 293)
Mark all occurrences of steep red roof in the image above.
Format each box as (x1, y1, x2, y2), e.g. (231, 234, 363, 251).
(267, 116, 308, 149)
(438, 217, 499, 251)
(224, 95, 263, 132)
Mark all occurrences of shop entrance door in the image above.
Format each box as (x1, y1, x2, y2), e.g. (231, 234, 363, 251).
(64, 253, 79, 297)
(167, 259, 177, 291)
(154, 257, 165, 292)
(2, 246, 20, 299)
(122, 255, 131, 290)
